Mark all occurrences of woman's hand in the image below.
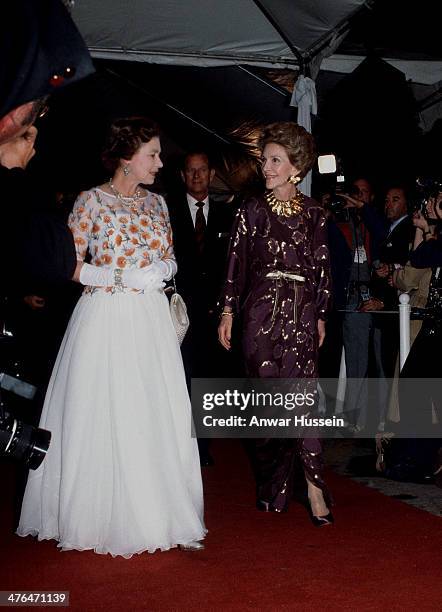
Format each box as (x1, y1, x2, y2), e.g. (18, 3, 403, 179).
(74, 261, 165, 290)
(412, 210, 430, 232)
(317, 319, 326, 347)
(218, 314, 233, 350)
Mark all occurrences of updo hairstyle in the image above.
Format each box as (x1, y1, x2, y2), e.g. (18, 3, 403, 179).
(102, 116, 160, 173)
(258, 122, 316, 179)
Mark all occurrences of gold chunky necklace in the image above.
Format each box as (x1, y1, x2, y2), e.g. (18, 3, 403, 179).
(265, 189, 304, 217)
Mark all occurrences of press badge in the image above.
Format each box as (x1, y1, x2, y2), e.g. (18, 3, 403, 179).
(354, 246, 367, 263)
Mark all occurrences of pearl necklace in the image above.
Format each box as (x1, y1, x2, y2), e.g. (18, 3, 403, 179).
(108, 181, 144, 212)
(265, 189, 304, 217)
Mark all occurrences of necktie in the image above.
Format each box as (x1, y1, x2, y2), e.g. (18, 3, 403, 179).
(194, 201, 206, 254)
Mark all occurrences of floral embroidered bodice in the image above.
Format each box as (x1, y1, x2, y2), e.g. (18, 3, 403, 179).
(69, 187, 175, 294)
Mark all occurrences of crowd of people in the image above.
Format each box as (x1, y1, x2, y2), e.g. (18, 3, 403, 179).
(1, 0, 440, 561)
(320, 174, 442, 482)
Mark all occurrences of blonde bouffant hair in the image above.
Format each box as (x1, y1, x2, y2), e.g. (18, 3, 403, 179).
(258, 122, 316, 179)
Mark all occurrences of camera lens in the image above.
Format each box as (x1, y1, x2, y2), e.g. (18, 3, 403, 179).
(328, 195, 345, 210)
(0, 414, 51, 470)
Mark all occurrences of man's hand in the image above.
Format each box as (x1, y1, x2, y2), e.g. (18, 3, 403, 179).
(0, 102, 37, 145)
(24, 295, 46, 310)
(0, 126, 37, 169)
(358, 297, 384, 312)
(341, 193, 364, 209)
(374, 263, 390, 278)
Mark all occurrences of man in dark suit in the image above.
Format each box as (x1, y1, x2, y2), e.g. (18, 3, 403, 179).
(371, 186, 414, 309)
(167, 151, 236, 465)
(369, 186, 414, 390)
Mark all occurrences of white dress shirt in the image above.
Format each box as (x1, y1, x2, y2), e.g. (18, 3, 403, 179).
(187, 194, 209, 227)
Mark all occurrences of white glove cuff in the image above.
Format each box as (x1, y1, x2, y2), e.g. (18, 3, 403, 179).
(79, 262, 113, 287)
(154, 259, 176, 281)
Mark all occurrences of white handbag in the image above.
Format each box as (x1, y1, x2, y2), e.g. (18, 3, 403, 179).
(169, 279, 190, 345)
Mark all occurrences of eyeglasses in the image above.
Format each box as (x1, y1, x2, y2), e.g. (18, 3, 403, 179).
(33, 97, 50, 121)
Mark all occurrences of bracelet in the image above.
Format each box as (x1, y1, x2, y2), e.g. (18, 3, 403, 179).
(114, 267, 124, 289)
(221, 311, 234, 317)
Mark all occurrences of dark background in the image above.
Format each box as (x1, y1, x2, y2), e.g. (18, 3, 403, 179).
(28, 0, 441, 201)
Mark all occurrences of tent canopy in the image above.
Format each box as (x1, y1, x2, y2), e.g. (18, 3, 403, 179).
(72, 0, 367, 71)
(72, 0, 442, 85)
(42, 0, 439, 192)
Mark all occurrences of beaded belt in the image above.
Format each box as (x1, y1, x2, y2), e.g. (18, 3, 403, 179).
(265, 271, 306, 324)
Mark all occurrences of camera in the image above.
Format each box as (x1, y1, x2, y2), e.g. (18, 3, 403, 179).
(318, 154, 358, 221)
(0, 407, 51, 471)
(327, 183, 360, 220)
(411, 177, 442, 220)
(0, 333, 51, 471)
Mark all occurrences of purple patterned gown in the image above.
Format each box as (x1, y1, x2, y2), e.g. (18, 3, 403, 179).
(221, 193, 332, 511)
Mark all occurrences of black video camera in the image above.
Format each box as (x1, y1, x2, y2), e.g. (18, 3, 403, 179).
(0, 333, 50, 470)
(326, 183, 360, 221)
(318, 154, 358, 222)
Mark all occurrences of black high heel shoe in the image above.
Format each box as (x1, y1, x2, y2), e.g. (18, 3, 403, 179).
(309, 510, 334, 527)
(303, 500, 334, 527)
(256, 499, 285, 513)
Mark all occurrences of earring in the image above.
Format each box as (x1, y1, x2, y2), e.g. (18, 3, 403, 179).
(123, 165, 130, 176)
(288, 175, 300, 185)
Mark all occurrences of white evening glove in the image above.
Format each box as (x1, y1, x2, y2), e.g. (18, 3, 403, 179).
(152, 258, 177, 281)
(79, 262, 169, 291)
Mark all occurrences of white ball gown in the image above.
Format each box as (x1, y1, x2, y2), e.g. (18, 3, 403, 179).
(17, 188, 206, 557)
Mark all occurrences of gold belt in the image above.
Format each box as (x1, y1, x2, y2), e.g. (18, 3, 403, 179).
(265, 271, 306, 324)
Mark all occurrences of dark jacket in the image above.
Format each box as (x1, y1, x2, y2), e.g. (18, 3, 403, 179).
(327, 218, 353, 310)
(1, 165, 77, 297)
(371, 216, 414, 308)
(167, 194, 236, 318)
(410, 233, 442, 268)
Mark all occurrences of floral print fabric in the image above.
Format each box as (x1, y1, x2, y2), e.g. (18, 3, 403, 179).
(68, 188, 175, 294)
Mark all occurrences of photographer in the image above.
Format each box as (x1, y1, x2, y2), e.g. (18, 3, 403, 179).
(329, 177, 386, 431)
(0, 0, 94, 476)
(340, 182, 414, 432)
(392, 187, 442, 483)
(342, 183, 413, 309)
(0, 1, 95, 291)
(318, 193, 353, 381)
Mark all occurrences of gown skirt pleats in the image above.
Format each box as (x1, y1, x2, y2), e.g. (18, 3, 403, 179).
(17, 289, 206, 558)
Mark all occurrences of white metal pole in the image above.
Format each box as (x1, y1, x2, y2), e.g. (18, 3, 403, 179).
(399, 293, 411, 371)
(335, 346, 347, 414)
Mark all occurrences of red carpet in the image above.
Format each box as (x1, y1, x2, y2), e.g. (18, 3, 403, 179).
(1, 440, 441, 611)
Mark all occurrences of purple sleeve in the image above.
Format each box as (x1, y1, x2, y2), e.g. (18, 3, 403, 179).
(220, 202, 250, 313)
(311, 206, 332, 320)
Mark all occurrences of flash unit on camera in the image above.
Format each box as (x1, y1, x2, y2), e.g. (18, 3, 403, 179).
(318, 154, 337, 174)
